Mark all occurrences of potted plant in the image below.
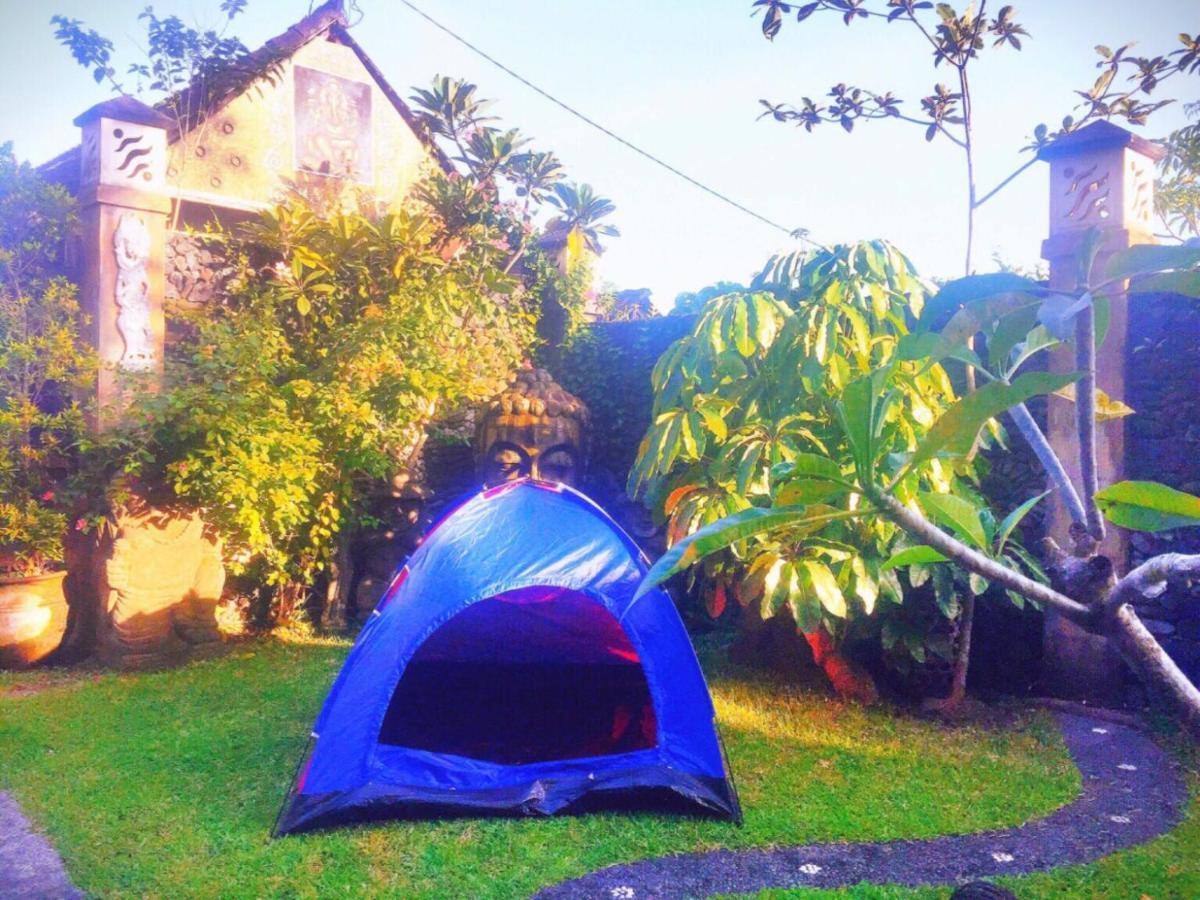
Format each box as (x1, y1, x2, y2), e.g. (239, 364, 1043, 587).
(0, 146, 93, 668)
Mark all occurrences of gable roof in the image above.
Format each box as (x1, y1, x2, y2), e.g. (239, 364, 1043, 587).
(39, 0, 452, 194)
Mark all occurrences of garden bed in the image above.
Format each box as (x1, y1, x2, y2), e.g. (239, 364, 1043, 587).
(0, 636, 1192, 897)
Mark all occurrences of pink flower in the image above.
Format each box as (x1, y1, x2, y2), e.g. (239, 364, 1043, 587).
(41, 490, 54, 502)
(74, 518, 87, 532)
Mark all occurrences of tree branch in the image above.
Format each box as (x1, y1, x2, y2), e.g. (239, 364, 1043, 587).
(867, 487, 1093, 622)
(1104, 552, 1200, 617)
(1112, 603, 1200, 739)
(974, 155, 1039, 208)
(1007, 401, 1088, 529)
(1075, 303, 1106, 542)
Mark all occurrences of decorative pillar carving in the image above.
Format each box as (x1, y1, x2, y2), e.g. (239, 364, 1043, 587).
(1038, 120, 1164, 702)
(74, 97, 172, 424)
(71, 98, 225, 668)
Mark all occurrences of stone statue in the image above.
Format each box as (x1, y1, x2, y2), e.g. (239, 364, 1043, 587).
(112, 212, 155, 371)
(96, 502, 224, 669)
(475, 367, 590, 488)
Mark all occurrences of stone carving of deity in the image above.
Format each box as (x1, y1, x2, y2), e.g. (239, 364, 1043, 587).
(112, 212, 155, 370)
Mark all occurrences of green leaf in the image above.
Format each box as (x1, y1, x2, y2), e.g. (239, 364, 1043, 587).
(801, 559, 846, 617)
(920, 273, 1042, 330)
(1131, 270, 1200, 298)
(995, 491, 1048, 555)
(909, 371, 1081, 470)
(835, 364, 896, 480)
(1103, 245, 1200, 281)
(637, 505, 841, 596)
(881, 545, 950, 570)
(1094, 480, 1200, 532)
(969, 572, 991, 595)
(919, 492, 989, 549)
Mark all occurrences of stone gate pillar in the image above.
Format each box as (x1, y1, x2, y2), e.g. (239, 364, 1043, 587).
(74, 97, 172, 425)
(1038, 120, 1164, 702)
(69, 98, 225, 669)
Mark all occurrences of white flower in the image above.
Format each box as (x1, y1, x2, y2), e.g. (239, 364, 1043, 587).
(610, 887, 635, 900)
(1092, 727, 1109, 735)
(798, 863, 822, 875)
(991, 852, 1015, 863)
(1117, 763, 1138, 771)
(1110, 815, 1132, 824)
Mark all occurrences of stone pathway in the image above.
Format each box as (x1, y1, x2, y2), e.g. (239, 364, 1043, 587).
(0, 793, 81, 899)
(535, 714, 1188, 899)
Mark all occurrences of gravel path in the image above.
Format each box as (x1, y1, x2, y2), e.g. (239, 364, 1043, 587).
(535, 713, 1188, 899)
(0, 792, 81, 899)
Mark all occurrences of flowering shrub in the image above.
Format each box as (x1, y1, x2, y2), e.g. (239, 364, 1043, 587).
(0, 146, 93, 577)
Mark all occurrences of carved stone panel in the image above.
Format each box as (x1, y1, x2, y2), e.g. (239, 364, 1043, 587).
(294, 65, 373, 182)
(83, 116, 168, 192)
(112, 212, 156, 370)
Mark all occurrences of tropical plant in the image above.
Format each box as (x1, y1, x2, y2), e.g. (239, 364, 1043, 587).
(116, 182, 535, 620)
(643, 235, 1200, 736)
(409, 75, 616, 335)
(671, 281, 747, 316)
(752, 1, 1200, 270)
(0, 146, 94, 576)
(1157, 102, 1200, 241)
(628, 240, 1004, 698)
(542, 182, 621, 262)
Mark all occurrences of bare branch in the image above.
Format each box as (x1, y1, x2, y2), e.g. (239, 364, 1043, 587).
(1007, 401, 1088, 529)
(1105, 552, 1200, 617)
(974, 156, 1039, 208)
(1075, 304, 1106, 542)
(1112, 603, 1200, 738)
(867, 488, 1093, 622)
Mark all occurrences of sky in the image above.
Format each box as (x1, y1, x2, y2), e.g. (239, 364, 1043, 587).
(1, 0, 1197, 310)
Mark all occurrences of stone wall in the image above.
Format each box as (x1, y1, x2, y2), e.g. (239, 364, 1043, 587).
(1125, 291, 1200, 684)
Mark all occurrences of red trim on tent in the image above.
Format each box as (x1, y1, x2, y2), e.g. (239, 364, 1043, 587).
(378, 566, 410, 611)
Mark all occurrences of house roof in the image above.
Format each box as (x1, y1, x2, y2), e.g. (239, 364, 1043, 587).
(39, 0, 452, 194)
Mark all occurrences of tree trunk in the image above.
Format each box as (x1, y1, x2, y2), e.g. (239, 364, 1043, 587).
(320, 536, 353, 631)
(804, 626, 879, 705)
(926, 591, 974, 714)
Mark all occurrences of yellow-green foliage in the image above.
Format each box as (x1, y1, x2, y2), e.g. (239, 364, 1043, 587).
(628, 241, 971, 640)
(124, 179, 536, 591)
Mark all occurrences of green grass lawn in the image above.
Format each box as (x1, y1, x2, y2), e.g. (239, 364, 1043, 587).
(0, 634, 1189, 898)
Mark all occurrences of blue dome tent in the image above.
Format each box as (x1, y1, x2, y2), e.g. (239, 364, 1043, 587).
(274, 478, 740, 835)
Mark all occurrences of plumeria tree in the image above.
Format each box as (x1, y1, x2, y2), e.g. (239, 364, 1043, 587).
(643, 237, 1200, 735)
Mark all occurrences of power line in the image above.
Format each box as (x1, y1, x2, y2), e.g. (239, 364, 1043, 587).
(394, 0, 816, 245)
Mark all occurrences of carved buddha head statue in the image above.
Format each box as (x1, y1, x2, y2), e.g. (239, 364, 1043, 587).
(476, 368, 590, 488)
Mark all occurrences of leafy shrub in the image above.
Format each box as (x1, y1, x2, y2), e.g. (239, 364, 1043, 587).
(119, 177, 535, 610)
(628, 241, 985, 659)
(0, 146, 93, 576)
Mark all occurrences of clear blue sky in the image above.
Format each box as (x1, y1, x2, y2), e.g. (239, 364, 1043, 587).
(1, 0, 1196, 308)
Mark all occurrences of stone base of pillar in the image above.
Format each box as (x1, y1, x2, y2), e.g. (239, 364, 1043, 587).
(1041, 609, 1128, 706)
(91, 501, 225, 670)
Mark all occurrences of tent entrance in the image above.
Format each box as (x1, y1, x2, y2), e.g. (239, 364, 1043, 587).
(378, 586, 657, 765)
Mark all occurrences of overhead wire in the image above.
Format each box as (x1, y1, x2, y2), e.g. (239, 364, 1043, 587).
(393, 0, 818, 247)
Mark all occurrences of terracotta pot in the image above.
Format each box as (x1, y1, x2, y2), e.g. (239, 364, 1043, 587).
(0, 570, 69, 669)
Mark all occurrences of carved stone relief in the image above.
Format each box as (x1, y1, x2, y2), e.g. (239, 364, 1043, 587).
(92, 118, 167, 191)
(1061, 162, 1112, 225)
(294, 65, 373, 182)
(113, 212, 155, 370)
